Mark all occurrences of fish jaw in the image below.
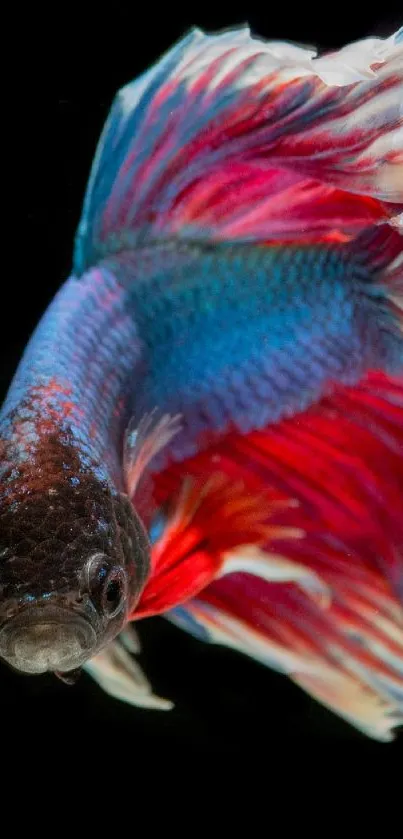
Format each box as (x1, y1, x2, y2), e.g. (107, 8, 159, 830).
(0, 603, 97, 674)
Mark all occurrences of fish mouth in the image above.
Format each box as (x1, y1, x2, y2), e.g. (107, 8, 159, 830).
(0, 606, 97, 674)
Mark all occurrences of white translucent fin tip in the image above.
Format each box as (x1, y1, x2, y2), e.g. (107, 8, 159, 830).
(85, 634, 173, 711)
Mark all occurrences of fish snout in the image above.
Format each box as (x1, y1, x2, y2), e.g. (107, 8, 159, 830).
(0, 606, 96, 673)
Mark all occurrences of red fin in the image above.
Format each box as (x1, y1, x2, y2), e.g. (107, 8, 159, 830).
(74, 27, 402, 273)
(155, 373, 403, 739)
(132, 474, 298, 619)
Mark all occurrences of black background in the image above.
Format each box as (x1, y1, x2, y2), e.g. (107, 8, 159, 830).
(1, 6, 402, 763)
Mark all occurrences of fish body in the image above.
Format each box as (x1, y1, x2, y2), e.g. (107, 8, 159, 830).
(1, 25, 403, 738)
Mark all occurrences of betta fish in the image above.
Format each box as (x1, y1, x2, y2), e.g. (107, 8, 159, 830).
(1, 25, 402, 740)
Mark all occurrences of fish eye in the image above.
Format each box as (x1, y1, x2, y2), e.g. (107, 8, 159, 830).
(102, 571, 125, 617)
(85, 555, 127, 619)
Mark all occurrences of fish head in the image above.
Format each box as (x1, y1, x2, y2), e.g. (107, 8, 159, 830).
(0, 432, 150, 676)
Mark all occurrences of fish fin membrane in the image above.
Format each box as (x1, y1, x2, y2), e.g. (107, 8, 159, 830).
(74, 27, 402, 274)
(159, 373, 403, 739)
(123, 410, 183, 498)
(170, 590, 403, 741)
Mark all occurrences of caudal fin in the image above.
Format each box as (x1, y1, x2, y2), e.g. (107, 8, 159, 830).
(74, 26, 402, 274)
